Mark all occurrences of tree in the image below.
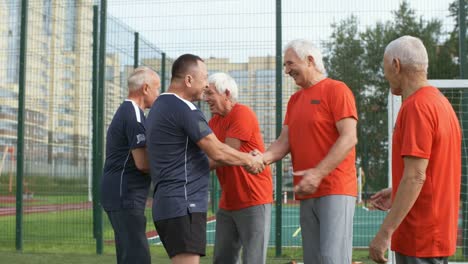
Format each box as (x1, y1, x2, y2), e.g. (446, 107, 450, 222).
(446, 0, 468, 78)
(324, 1, 457, 192)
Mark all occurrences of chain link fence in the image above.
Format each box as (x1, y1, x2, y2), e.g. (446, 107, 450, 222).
(0, 0, 467, 262)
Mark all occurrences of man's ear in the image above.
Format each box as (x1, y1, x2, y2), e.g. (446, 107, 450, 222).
(185, 75, 192, 87)
(142, 83, 149, 94)
(392, 58, 401, 74)
(307, 55, 315, 67)
(225, 89, 231, 98)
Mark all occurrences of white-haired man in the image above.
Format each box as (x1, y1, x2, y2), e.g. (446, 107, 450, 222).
(204, 72, 273, 264)
(369, 36, 461, 264)
(101, 66, 161, 264)
(262, 39, 358, 263)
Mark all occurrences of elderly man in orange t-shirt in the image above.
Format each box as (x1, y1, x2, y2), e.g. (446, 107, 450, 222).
(263, 39, 358, 263)
(204, 72, 273, 264)
(369, 36, 461, 263)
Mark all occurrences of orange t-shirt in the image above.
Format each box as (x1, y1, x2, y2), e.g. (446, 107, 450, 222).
(391, 86, 461, 257)
(208, 103, 273, 210)
(285, 78, 358, 200)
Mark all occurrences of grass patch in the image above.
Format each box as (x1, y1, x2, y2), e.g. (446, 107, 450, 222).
(0, 205, 466, 263)
(0, 194, 90, 208)
(0, 174, 90, 195)
(0, 247, 377, 264)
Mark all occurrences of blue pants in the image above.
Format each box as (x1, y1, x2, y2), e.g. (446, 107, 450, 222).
(106, 208, 151, 264)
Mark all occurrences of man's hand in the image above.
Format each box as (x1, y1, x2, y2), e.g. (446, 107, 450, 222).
(293, 168, 324, 196)
(369, 188, 392, 211)
(244, 149, 265, 174)
(369, 229, 390, 263)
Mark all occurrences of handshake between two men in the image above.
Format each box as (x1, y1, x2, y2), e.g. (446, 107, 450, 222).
(244, 149, 265, 175)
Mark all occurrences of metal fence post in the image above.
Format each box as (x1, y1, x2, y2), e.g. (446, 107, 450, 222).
(275, 0, 283, 257)
(161, 52, 166, 93)
(134, 32, 139, 69)
(94, 0, 108, 254)
(460, 0, 468, 258)
(16, 0, 29, 251)
(92, 4, 100, 242)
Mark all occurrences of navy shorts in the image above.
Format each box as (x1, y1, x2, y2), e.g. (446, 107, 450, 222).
(155, 212, 207, 258)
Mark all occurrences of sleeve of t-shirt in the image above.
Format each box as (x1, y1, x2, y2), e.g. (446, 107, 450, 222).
(126, 108, 146, 150)
(399, 103, 433, 159)
(284, 93, 296, 126)
(225, 106, 254, 142)
(181, 107, 213, 143)
(329, 82, 358, 122)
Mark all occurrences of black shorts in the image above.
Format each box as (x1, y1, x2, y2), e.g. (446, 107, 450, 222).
(154, 212, 207, 258)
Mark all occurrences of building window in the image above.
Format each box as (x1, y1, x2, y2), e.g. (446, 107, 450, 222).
(106, 66, 115, 81)
(7, 0, 20, 83)
(63, 82, 73, 90)
(58, 119, 73, 127)
(64, 0, 76, 51)
(42, 0, 52, 36)
(229, 70, 249, 87)
(63, 69, 74, 79)
(0, 88, 17, 98)
(255, 69, 275, 86)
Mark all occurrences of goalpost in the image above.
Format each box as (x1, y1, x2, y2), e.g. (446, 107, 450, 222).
(387, 79, 468, 263)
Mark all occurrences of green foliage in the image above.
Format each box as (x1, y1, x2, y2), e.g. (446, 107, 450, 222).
(324, 1, 459, 191)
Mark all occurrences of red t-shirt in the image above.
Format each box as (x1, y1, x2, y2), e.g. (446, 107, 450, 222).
(391, 86, 461, 257)
(209, 103, 273, 210)
(285, 78, 358, 199)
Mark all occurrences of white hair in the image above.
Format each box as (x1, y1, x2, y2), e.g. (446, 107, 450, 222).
(208, 72, 239, 101)
(127, 66, 158, 92)
(384, 35, 428, 73)
(284, 39, 326, 74)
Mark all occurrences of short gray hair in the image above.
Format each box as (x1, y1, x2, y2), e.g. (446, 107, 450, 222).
(127, 66, 158, 92)
(384, 35, 428, 73)
(284, 39, 326, 74)
(208, 72, 239, 101)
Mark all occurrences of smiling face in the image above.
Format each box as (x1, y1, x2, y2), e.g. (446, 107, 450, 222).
(283, 48, 313, 89)
(204, 83, 229, 116)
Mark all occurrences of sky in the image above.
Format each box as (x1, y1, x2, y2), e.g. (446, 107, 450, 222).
(107, 0, 456, 62)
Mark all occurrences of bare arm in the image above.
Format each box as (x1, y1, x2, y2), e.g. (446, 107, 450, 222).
(294, 117, 357, 196)
(131, 147, 150, 174)
(314, 117, 357, 176)
(369, 188, 392, 211)
(377, 156, 427, 234)
(198, 134, 263, 172)
(263, 126, 290, 165)
(369, 156, 428, 263)
(208, 137, 242, 169)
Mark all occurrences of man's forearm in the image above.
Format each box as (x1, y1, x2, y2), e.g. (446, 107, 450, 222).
(378, 173, 424, 235)
(378, 157, 427, 235)
(211, 143, 252, 167)
(314, 134, 356, 177)
(264, 140, 289, 165)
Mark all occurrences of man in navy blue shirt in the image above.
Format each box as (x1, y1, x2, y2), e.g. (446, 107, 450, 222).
(146, 54, 264, 264)
(101, 66, 160, 264)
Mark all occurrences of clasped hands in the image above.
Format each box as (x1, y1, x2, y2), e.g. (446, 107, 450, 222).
(244, 149, 265, 174)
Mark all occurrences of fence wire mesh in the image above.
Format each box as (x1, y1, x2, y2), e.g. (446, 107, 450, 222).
(0, 0, 466, 262)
